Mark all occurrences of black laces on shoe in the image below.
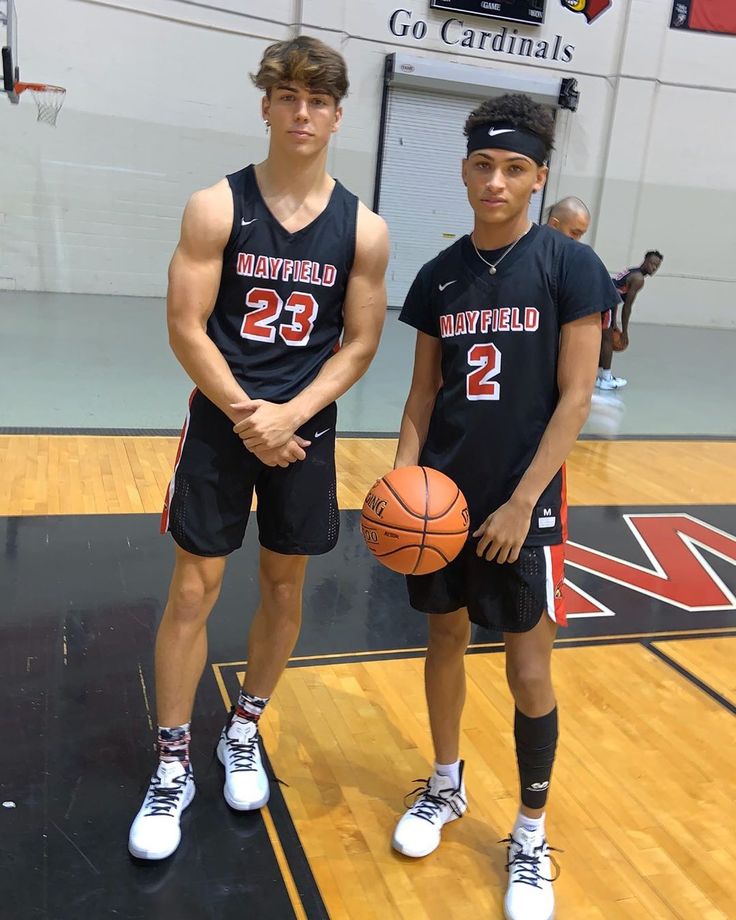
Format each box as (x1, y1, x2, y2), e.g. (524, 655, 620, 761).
(217, 706, 260, 773)
(144, 772, 190, 817)
(223, 732, 259, 772)
(404, 778, 466, 825)
(500, 835, 562, 888)
(211, 709, 287, 788)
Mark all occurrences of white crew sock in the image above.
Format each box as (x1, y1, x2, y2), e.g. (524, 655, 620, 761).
(434, 759, 461, 788)
(515, 810, 545, 836)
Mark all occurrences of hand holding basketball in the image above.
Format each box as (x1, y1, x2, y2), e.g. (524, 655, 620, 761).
(473, 497, 532, 565)
(611, 329, 628, 351)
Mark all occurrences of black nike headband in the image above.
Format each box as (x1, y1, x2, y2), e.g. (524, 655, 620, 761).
(466, 123, 548, 166)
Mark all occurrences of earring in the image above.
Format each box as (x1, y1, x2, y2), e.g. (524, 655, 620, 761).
(264, 120, 270, 133)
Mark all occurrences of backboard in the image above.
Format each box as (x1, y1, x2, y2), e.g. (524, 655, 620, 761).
(2, 1, 66, 123)
(1, 0, 19, 103)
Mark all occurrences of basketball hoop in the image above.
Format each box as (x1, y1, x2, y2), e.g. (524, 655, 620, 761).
(15, 81, 66, 125)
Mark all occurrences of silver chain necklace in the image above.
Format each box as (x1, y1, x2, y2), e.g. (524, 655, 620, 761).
(471, 223, 531, 275)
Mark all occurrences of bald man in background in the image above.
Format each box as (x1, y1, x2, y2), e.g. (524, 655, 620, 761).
(546, 196, 590, 241)
(546, 197, 625, 433)
(546, 197, 625, 389)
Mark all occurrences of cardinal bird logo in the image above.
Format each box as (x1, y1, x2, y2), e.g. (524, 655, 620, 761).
(560, 0, 612, 23)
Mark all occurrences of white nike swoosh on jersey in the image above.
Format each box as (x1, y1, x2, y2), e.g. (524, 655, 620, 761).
(314, 428, 332, 439)
(241, 218, 258, 226)
(438, 280, 457, 291)
(488, 128, 515, 137)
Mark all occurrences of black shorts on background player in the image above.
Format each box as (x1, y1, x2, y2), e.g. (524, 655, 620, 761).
(162, 392, 338, 557)
(400, 224, 619, 632)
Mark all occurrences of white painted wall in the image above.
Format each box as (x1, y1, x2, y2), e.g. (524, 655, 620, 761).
(0, 0, 289, 294)
(1, 0, 734, 327)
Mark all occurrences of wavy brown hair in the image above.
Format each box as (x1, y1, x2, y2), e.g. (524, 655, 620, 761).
(251, 37, 349, 103)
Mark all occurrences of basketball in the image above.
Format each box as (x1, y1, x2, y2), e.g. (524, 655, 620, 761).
(611, 329, 627, 351)
(360, 466, 469, 575)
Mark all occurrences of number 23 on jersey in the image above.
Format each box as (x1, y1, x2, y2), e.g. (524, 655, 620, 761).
(241, 286, 318, 347)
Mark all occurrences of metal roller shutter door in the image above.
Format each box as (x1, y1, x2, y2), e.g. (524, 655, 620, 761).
(378, 86, 546, 309)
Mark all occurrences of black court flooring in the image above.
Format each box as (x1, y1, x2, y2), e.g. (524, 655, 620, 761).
(2, 506, 735, 918)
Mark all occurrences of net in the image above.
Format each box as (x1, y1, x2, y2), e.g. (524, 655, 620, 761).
(17, 82, 66, 125)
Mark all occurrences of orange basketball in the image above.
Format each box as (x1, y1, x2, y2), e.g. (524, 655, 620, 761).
(360, 466, 469, 575)
(611, 329, 627, 351)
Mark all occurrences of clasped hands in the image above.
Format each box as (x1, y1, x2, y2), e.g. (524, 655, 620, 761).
(230, 399, 309, 468)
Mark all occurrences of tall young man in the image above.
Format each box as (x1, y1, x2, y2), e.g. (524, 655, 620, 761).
(390, 94, 619, 920)
(129, 37, 388, 860)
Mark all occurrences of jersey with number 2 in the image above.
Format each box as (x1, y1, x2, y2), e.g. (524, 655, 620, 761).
(207, 165, 358, 403)
(399, 224, 620, 545)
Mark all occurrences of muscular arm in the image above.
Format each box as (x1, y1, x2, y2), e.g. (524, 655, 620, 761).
(168, 182, 305, 466)
(475, 312, 601, 563)
(394, 332, 442, 468)
(166, 181, 247, 421)
(289, 205, 390, 423)
(233, 204, 390, 450)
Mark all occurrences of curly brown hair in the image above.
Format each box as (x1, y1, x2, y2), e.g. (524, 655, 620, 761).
(251, 36, 349, 103)
(464, 94, 555, 158)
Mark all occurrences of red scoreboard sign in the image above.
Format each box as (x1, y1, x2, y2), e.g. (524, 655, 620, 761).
(671, 0, 736, 35)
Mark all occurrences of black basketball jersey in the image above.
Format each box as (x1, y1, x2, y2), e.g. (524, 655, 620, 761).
(612, 266, 640, 295)
(207, 165, 359, 403)
(400, 225, 620, 545)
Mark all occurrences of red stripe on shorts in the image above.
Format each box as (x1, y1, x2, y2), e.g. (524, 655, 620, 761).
(160, 388, 197, 534)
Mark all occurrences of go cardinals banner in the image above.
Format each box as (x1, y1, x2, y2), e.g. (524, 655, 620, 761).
(671, 0, 736, 35)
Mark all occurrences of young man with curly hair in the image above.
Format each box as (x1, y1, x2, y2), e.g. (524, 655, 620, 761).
(128, 36, 388, 861)
(390, 94, 619, 920)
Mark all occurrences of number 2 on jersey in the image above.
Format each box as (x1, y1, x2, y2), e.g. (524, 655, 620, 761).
(466, 343, 501, 400)
(241, 287, 318, 347)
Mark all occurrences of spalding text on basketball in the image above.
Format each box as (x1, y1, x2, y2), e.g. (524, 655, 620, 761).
(365, 492, 388, 518)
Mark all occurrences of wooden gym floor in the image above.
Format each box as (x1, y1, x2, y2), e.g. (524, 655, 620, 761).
(1, 435, 734, 919)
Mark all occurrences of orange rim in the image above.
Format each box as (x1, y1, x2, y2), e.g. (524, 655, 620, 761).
(14, 82, 66, 94)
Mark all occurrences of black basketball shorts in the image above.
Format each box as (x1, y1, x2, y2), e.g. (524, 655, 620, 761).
(160, 390, 339, 557)
(406, 541, 566, 634)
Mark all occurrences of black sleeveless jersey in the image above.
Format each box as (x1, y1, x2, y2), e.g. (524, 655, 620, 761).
(207, 165, 359, 402)
(400, 225, 620, 545)
(612, 266, 640, 295)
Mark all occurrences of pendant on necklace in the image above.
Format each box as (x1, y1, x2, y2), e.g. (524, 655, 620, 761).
(488, 266, 496, 275)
